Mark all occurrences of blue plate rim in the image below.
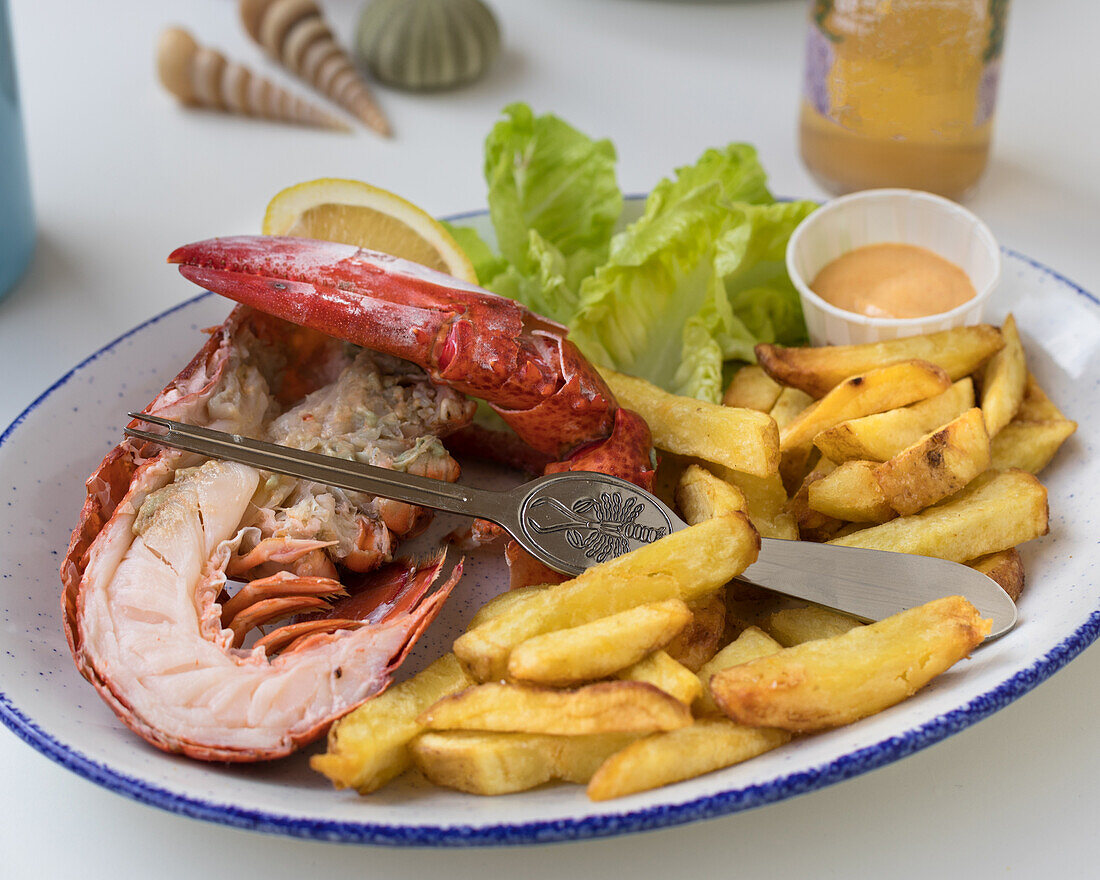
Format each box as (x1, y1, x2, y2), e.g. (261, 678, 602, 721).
(1, 210, 1097, 847)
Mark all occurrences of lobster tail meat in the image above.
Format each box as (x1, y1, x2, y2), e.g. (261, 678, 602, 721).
(63, 305, 472, 761)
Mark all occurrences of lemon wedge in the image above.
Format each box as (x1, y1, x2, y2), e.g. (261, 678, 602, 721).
(262, 178, 478, 283)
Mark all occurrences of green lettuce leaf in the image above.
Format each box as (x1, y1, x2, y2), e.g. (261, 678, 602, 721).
(568, 148, 816, 402)
(484, 103, 621, 299)
(446, 108, 815, 403)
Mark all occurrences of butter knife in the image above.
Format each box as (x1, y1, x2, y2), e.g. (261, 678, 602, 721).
(125, 412, 1017, 639)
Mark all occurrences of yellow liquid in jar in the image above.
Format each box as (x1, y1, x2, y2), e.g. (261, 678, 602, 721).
(800, 1, 1005, 199)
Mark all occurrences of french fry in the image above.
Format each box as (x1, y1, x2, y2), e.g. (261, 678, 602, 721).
(618, 650, 705, 707)
(675, 464, 748, 524)
(762, 605, 864, 647)
(756, 324, 1004, 398)
(652, 450, 691, 512)
(663, 592, 727, 671)
(721, 468, 800, 540)
(418, 681, 693, 735)
(770, 387, 820, 492)
(586, 720, 790, 801)
(1017, 372, 1067, 421)
(723, 364, 782, 412)
(412, 730, 639, 796)
(710, 596, 991, 732)
(787, 456, 844, 539)
(310, 652, 472, 792)
(808, 460, 894, 524)
(769, 387, 815, 431)
(780, 360, 952, 453)
(967, 547, 1025, 601)
(694, 625, 783, 716)
(599, 368, 779, 477)
(453, 513, 760, 681)
(507, 599, 693, 686)
(467, 583, 552, 630)
(981, 314, 1026, 436)
(989, 419, 1077, 474)
(812, 378, 975, 463)
(828, 469, 1048, 563)
(872, 407, 991, 515)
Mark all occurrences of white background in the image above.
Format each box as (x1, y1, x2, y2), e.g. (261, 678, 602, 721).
(2, 0, 1098, 876)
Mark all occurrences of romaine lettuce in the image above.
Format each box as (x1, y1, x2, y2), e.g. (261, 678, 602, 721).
(451, 105, 816, 402)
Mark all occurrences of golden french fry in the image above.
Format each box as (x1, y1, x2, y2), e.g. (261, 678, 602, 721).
(872, 407, 991, 515)
(827, 469, 1048, 563)
(720, 468, 800, 540)
(1017, 372, 1067, 421)
(781, 360, 952, 454)
(808, 460, 894, 524)
(418, 681, 693, 735)
(676, 464, 748, 525)
(586, 720, 790, 801)
(694, 625, 783, 716)
(762, 605, 864, 647)
(787, 457, 846, 539)
(652, 450, 691, 512)
(411, 730, 639, 796)
(989, 419, 1077, 474)
(812, 378, 975, 463)
(618, 650, 705, 707)
(967, 547, 1025, 601)
(507, 599, 693, 686)
(454, 514, 760, 682)
(981, 314, 1026, 436)
(723, 364, 783, 412)
(600, 368, 779, 477)
(756, 324, 1003, 398)
(310, 652, 472, 792)
(771, 387, 820, 492)
(467, 583, 552, 630)
(663, 592, 727, 671)
(769, 387, 815, 431)
(710, 596, 991, 732)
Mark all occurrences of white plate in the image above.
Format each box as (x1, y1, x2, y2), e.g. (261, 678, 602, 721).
(1, 205, 1097, 846)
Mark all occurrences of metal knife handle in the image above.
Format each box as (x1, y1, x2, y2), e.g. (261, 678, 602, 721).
(126, 413, 515, 528)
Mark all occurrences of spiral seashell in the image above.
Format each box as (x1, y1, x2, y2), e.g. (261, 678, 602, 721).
(356, 0, 501, 91)
(238, 0, 391, 137)
(156, 27, 349, 132)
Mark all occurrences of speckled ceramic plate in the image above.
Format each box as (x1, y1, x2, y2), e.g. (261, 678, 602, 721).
(1, 205, 1097, 846)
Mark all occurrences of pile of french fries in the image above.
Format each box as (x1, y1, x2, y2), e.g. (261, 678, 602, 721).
(312, 317, 1074, 802)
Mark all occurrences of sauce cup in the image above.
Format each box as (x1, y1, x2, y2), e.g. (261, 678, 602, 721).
(786, 189, 1001, 345)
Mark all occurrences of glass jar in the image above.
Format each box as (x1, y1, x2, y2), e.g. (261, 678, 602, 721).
(0, 0, 35, 300)
(799, 0, 1010, 200)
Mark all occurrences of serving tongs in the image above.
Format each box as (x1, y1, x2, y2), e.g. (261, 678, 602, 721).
(126, 412, 1017, 639)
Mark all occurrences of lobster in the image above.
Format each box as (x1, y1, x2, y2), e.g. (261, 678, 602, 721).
(61, 236, 655, 762)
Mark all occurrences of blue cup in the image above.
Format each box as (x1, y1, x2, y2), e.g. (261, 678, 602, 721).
(0, 0, 34, 300)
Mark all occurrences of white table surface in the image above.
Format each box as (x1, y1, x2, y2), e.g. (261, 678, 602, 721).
(2, 1, 1098, 876)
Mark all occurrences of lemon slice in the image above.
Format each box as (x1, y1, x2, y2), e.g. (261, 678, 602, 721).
(262, 178, 478, 283)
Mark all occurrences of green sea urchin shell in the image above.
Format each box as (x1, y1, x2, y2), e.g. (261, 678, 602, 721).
(356, 0, 501, 91)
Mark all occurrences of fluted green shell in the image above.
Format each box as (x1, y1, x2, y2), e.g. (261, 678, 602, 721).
(356, 0, 501, 91)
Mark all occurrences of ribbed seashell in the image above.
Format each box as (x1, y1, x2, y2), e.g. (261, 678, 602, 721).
(156, 27, 349, 132)
(238, 0, 391, 136)
(356, 0, 501, 91)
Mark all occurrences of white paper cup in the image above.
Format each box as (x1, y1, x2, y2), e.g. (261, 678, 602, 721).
(786, 189, 1001, 346)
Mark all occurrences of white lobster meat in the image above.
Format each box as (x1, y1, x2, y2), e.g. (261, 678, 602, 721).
(63, 307, 464, 761)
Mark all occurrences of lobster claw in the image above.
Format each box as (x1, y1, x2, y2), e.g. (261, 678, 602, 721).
(169, 235, 654, 490)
